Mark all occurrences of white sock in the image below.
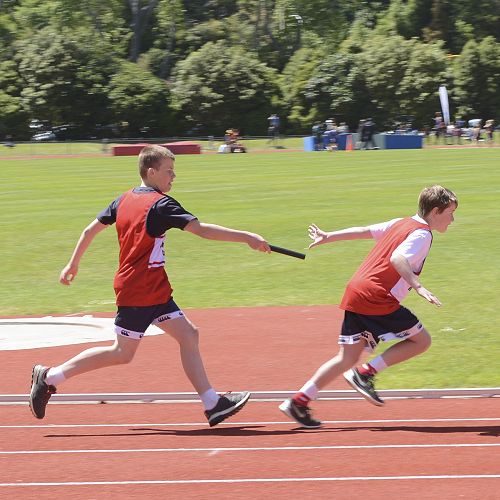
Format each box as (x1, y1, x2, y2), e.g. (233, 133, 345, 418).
(200, 388, 219, 411)
(45, 366, 66, 387)
(369, 356, 388, 374)
(298, 380, 319, 401)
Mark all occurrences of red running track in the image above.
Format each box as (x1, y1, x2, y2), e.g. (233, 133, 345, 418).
(1, 306, 499, 498)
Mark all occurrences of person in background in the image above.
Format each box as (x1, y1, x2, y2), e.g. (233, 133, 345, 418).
(453, 118, 465, 145)
(361, 118, 376, 150)
(4, 134, 15, 147)
(267, 113, 280, 146)
(356, 119, 365, 150)
(322, 119, 338, 151)
(433, 112, 446, 144)
(312, 121, 324, 151)
(484, 119, 495, 145)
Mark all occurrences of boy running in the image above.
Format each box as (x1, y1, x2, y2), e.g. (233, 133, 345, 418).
(280, 185, 458, 428)
(30, 145, 271, 426)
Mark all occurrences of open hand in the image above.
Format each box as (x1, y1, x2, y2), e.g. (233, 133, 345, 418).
(308, 224, 329, 249)
(415, 285, 442, 307)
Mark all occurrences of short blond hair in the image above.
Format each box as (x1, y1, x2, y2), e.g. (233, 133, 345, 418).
(418, 185, 458, 217)
(138, 145, 175, 179)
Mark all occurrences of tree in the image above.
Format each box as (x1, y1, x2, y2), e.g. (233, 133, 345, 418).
(146, 0, 185, 78)
(108, 61, 174, 136)
(15, 26, 118, 130)
(453, 37, 500, 122)
(449, 1, 500, 53)
(377, 0, 432, 40)
(298, 51, 372, 131)
(128, 0, 160, 62)
(358, 33, 448, 128)
(0, 59, 30, 138)
(397, 39, 449, 127)
(280, 47, 324, 132)
(170, 40, 280, 134)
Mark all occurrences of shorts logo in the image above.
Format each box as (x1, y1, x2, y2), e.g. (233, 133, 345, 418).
(119, 329, 143, 339)
(394, 331, 411, 339)
(360, 331, 377, 350)
(157, 311, 183, 323)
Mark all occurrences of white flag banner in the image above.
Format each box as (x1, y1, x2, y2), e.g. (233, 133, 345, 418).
(439, 85, 450, 125)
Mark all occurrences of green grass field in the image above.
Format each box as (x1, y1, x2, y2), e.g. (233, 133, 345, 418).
(1, 147, 499, 388)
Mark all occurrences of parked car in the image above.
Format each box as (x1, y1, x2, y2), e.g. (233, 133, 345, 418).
(31, 123, 122, 141)
(31, 125, 82, 141)
(31, 131, 56, 141)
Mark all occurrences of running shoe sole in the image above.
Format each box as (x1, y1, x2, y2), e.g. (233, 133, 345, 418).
(207, 391, 251, 427)
(343, 369, 385, 406)
(29, 365, 54, 419)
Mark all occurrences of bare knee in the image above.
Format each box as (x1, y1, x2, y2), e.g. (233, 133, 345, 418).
(412, 329, 432, 353)
(111, 340, 138, 365)
(176, 326, 200, 350)
(116, 348, 136, 364)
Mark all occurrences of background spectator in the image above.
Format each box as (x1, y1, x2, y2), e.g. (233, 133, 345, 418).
(484, 119, 495, 145)
(267, 114, 280, 146)
(361, 118, 377, 149)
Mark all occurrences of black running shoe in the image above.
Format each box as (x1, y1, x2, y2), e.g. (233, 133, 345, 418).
(205, 391, 250, 427)
(279, 398, 322, 428)
(29, 365, 56, 419)
(343, 368, 385, 406)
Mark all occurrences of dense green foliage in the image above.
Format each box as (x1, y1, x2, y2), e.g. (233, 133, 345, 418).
(0, 0, 499, 138)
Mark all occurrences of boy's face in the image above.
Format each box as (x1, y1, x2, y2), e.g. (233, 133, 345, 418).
(148, 157, 175, 193)
(430, 203, 457, 233)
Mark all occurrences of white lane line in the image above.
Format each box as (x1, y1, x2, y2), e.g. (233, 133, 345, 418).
(0, 417, 499, 429)
(1, 475, 500, 487)
(1, 443, 499, 455)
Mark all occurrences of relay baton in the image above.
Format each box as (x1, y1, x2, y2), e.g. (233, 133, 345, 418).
(269, 244, 306, 260)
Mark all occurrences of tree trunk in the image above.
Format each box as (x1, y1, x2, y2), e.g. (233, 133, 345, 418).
(128, 0, 160, 62)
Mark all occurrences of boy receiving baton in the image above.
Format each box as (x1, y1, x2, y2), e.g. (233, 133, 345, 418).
(280, 185, 458, 428)
(30, 145, 270, 425)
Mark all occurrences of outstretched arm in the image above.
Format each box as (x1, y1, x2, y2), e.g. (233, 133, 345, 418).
(308, 223, 373, 249)
(59, 219, 109, 285)
(390, 253, 442, 307)
(184, 220, 270, 253)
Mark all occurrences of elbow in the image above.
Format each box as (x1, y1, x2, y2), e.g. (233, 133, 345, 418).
(389, 253, 399, 267)
(389, 253, 406, 274)
(82, 226, 96, 239)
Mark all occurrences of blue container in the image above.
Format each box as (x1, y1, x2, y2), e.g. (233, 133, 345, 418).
(337, 133, 352, 150)
(384, 134, 423, 149)
(303, 136, 316, 152)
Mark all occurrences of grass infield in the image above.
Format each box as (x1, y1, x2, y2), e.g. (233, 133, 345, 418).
(1, 147, 499, 388)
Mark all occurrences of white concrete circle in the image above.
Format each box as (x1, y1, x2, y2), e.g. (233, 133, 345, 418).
(0, 316, 163, 350)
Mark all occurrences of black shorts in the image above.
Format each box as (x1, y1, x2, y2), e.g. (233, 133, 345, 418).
(339, 306, 424, 352)
(114, 298, 184, 340)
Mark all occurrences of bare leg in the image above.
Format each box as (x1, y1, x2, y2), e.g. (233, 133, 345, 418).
(56, 334, 141, 380)
(380, 329, 432, 367)
(309, 341, 366, 389)
(158, 315, 211, 395)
